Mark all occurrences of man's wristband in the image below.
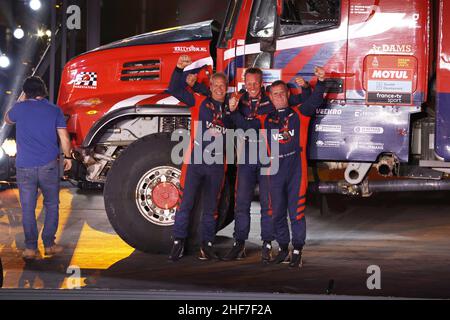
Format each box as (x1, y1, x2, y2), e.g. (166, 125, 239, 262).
(63, 151, 73, 159)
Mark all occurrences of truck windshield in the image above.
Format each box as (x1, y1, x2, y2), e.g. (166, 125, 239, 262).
(218, 0, 243, 48)
(280, 0, 340, 37)
(247, 0, 277, 41)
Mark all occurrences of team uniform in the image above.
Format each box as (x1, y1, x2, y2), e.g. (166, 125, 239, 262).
(232, 80, 325, 266)
(173, 64, 213, 96)
(232, 91, 274, 245)
(225, 85, 314, 261)
(168, 67, 233, 259)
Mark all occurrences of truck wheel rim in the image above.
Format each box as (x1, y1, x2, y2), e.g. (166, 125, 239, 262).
(135, 166, 181, 226)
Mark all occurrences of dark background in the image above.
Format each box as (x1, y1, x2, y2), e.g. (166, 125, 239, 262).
(101, 0, 228, 44)
(0, 0, 229, 116)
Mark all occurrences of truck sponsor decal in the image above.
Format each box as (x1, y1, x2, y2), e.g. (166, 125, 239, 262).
(315, 124, 342, 133)
(173, 45, 208, 53)
(357, 142, 385, 150)
(367, 92, 412, 104)
(70, 72, 98, 89)
(365, 55, 416, 105)
(354, 110, 378, 118)
(316, 108, 342, 116)
(316, 140, 343, 148)
(74, 98, 103, 107)
(354, 126, 384, 134)
(371, 44, 413, 54)
(350, 5, 373, 15)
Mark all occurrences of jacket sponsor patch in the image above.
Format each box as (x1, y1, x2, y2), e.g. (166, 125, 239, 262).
(272, 129, 295, 143)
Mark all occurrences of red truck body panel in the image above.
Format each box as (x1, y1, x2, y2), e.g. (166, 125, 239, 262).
(57, 1, 441, 164)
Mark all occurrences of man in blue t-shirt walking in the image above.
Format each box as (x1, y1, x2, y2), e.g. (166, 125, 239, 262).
(5, 76, 72, 260)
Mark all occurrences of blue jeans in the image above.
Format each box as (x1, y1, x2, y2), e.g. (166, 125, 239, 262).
(234, 163, 273, 242)
(16, 159, 60, 250)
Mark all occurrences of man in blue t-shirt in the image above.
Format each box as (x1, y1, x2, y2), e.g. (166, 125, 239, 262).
(5, 76, 72, 260)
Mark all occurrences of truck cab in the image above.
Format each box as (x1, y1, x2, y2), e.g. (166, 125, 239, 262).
(216, 0, 434, 185)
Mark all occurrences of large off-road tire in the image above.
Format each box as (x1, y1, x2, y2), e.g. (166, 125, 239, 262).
(104, 133, 234, 254)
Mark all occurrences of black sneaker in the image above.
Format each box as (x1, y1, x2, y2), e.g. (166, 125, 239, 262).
(199, 242, 219, 261)
(289, 248, 303, 268)
(168, 239, 185, 261)
(272, 247, 290, 264)
(222, 240, 246, 261)
(261, 241, 273, 264)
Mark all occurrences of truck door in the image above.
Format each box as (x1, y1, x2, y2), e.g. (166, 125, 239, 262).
(246, 0, 348, 100)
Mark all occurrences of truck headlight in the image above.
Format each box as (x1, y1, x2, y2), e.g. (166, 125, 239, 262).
(1, 139, 17, 157)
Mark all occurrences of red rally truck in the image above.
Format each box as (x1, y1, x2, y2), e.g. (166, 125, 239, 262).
(34, 0, 450, 252)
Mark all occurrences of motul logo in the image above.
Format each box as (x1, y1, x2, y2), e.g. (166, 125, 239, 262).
(371, 70, 409, 79)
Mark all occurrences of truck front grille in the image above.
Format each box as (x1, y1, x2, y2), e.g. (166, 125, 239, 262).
(120, 59, 160, 81)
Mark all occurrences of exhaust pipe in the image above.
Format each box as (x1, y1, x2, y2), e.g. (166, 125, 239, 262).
(376, 155, 399, 177)
(309, 179, 450, 196)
